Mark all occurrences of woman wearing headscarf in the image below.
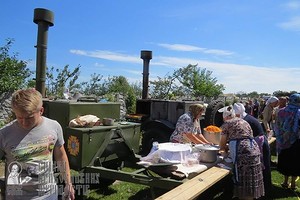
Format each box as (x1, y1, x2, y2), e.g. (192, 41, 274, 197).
(262, 96, 279, 135)
(170, 104, 211, 144)
(273, 96, 288, 126)
(233, 103, 271, 196)
(219, 106, 265, 199)
(274, 93, 300, 190)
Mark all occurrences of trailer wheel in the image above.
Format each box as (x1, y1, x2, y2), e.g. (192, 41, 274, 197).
(204, 99, 225, 127)
(140, 128, 172, 156)
(140, 120, 175, 156)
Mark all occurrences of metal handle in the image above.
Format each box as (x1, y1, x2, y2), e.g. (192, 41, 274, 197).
(131, 175, 153, 183)
(77, 96, 98, 102)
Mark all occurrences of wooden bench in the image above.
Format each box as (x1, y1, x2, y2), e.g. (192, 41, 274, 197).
(156, 137, 276, 200)
(155, 166, 230, 200)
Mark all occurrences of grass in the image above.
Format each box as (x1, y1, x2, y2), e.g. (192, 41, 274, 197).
(83, 170, 300, 200)
(83, 157, 300, 200)
(269, 170, 300, 200)
(1, 153, 299, 199)
(85, 182, 153, 200)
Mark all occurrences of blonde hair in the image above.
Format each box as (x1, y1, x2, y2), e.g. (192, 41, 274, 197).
(11, 88, 43, 114)
(189, 104, 205, 119)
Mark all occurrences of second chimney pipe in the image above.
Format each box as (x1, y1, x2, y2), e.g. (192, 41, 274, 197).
(33, 8, 54, 97)
(140, 50, 152, 99)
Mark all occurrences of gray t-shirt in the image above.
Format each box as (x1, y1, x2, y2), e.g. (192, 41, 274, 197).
(0, 117, 64, 199)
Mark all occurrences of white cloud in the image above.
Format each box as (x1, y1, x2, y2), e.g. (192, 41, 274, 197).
(70, 49, 140, 63)
(124, 69, 141, 75)
(70, 49, 300, 94)
(157, 43, 234, 56)
(278, 16, 300, 31)
(149, 56, 300, 94)
(94, 62, 105, 68)
(283, 1, 300, 10)
(158, 43, 205, 51)
(278, 1, 300, 32)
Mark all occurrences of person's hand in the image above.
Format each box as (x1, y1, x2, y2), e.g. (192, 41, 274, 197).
(64, 183, 75, 200)
(219, 150, 227, 158)
(182, 134, 192, 143)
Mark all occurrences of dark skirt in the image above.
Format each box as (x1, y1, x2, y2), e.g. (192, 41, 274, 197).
(277, 139, 300, 176)
(262, 136, 272, 194)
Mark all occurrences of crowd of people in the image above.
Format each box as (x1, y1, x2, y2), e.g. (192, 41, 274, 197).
(0, 87, 299, 200)
(218, 105, 265, 199)
(170, 93, 300, 199)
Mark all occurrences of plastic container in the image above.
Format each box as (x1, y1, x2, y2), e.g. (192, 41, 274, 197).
(184, 152, 200, 166)
(203, 130, 221, 145)
(102, 118, 115, 126)
(157, 143, 192, 164)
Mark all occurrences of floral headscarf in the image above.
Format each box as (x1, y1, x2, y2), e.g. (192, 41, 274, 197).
(274, 93, 300, 153)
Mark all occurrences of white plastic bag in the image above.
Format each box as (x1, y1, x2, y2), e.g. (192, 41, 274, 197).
(69, 114, 100, 128)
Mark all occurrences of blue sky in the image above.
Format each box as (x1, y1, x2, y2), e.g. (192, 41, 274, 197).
(1, 0, 300, 94)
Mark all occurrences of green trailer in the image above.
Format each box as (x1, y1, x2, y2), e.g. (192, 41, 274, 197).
(44, 99, 121, 131)
(64, 123, 141, 171)
(43, 99, 184, 191)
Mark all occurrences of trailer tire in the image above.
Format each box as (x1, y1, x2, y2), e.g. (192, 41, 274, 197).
(204, 99, 225, 128)
(140, 128, 172, 156)
(140, 120, 175, 156)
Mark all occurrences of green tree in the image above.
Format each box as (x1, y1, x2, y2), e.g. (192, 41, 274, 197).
(106, 76, 137, 112)
(273, 90, 297, 97)
(0, 39, 32, 93)
(173, 64, 225, 98)
(126, 88, 137, 114)
(46, 65, 80, 98)
(107, 76, 131, 94)
(80, 73, 105, 96)
(130, 81, 142, 99)
(247, 91, 260, 99)
(149, 75, 176, 99)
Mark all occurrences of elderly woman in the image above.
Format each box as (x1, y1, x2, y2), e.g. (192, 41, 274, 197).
(262, 96, 279, 135)
(219, 106, 265, 200)
(170, 104, 210, 144)
(233, 102, 271, 196)
(274, 93, 300, 190)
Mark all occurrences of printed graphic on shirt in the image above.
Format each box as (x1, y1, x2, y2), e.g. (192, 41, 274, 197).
(7, 134, 57, 186)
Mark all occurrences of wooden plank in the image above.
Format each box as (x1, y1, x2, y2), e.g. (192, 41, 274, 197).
(155, 166, 230, 200)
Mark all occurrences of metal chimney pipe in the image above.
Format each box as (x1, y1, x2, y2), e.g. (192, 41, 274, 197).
(140, 50, 152, 99)
(33, 8, 54, 97)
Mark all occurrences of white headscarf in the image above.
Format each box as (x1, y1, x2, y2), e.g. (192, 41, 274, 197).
(266, 96, 278, 105)
(233, 103, 247, 118)
(218, 105, 235, 118)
